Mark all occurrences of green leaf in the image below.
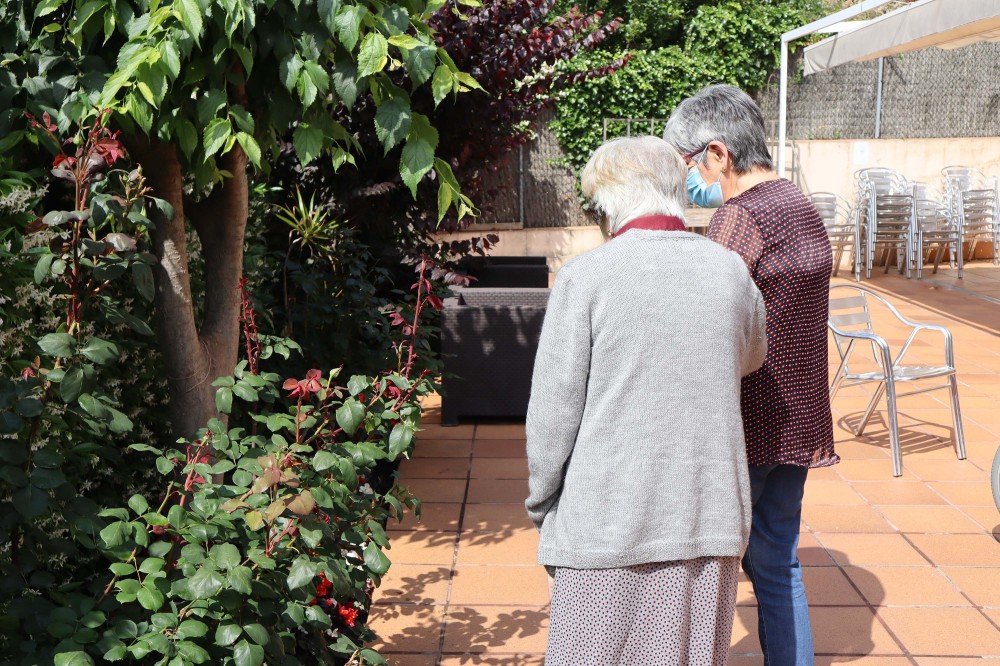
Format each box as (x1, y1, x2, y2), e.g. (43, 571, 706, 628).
(160, 41, 181, 79)
(332, 61, 360, 109)
(60, 367, 84, 403)
(177, 619, 209, 639)
(136, 585, 164, 611)
(38, 333, 76, 358)
(335, 5, 366, 51)
(347, 375, 368, 396)
(13, 484, 49, 518)
(236, 132, 262, 169)
(215, 623, 242, 647)
(454, 71, 485, 92)
(210, 543, 242, 570)
(175, 118, 198, 158)
(400, 135, 435, 197)
(286, 556, 314, 590)
(374, 97, 411, 154)
(304, 604, 331, 627)
(363, 541, 391, 576)
(80, 337, 119, 365)
(128, 494, 149, 515)
(335, 399, 364, 436)
(188, 567, 225, 599)
(227, 566, 253, 594)
(125, 92, 153, 133)
(243, 623, 267, 646)
(34, 254, 54, 284)
(203, 118, 233, 158)
(100, 521, 129, 548)
(318, 0, 340, 34)
(231, 382, 258, 402)
(388, 423, 414, 457)
(292, 123, 324, 166)
(54, 652, 94, 666)
(176, 641, 209, 663)
(431, 65, 453, 106)
(358, 649, 388, 665)
(233, 640, 264, 666)
(177, 0, 204, 42)
(215, 387, 233, 414)
(312, 450, 337, 472)
(138, 557, 165, 573)
(279, 53, 303, 93)
(109, 563, 135, 576)
(402, 44, 437, 86)
(34, 0, 65, 18)
(358, 33, 389, 78)
(132, 262, 155, 302)
(244, 510, 263, 531)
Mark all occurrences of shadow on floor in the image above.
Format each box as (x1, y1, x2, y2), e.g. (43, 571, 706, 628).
(733, 549, 886, 658)
(836, 412, 960, 457)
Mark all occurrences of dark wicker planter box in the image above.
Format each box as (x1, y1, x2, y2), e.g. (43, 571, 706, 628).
(440, 287, 551, 425)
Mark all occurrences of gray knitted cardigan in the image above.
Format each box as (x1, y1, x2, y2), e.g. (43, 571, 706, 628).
(525, 230, 767, 569)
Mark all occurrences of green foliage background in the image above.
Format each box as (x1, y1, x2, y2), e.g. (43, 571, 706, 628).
(550, 0, 829, 171)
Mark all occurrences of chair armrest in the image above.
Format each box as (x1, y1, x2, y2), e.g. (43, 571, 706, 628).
(828, 325, 895, 372)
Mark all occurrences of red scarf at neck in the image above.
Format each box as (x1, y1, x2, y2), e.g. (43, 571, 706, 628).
(613, 215, 687, 238)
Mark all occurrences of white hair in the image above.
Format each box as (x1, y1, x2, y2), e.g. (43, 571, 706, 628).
(581, 136, 687, 235)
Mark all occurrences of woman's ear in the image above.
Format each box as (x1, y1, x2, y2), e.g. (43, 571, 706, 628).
(706, 141, 729, 172)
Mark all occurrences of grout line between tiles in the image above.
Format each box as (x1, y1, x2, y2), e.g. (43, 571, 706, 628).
(431, 424, 476, 665)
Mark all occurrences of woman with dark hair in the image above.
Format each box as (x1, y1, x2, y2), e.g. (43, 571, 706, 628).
(664, 84, 839, 666)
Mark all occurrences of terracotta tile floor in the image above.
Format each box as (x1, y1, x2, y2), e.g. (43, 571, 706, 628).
(371, 267, 1000, 664)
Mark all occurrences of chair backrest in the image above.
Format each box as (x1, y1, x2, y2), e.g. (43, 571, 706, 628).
(828, 285, 891, 371)
(809, 192, 853, 228)
(941, 165, 994, 192)
(829, 286, 874, 336)
(914, 198, 951, 229)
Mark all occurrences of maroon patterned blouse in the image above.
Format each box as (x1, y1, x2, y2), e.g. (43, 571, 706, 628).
(708, 178, 838, 468)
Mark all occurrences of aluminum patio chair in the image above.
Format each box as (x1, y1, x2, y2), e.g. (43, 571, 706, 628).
(941, 166, 999, 265)
(828, 284, 967, 477)
(855, 168, 915, 279)
(910, 182, 962, 279)
(809, 191, 861, 280)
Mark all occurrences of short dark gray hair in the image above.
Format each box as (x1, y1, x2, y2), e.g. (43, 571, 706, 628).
(662, 84, 773, 174)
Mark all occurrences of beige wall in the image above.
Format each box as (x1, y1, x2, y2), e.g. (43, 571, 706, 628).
(788, 137, 1000, 200)
(439, 138, 1000, 273)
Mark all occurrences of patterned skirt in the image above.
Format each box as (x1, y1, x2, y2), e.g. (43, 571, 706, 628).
(546, 556, 740, 666)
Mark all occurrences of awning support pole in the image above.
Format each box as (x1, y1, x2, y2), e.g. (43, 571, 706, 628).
(776, 0, 898, 175)
(778, 38, 789, 176)
(875, 56, 885, 139)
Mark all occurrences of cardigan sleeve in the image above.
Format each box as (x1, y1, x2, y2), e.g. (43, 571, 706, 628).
(525, 267, 591, 531)
(709, 203, 764, 272)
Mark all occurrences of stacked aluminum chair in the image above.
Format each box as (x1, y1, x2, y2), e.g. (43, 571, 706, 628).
(911, 181, 963, 279)
(941, 166, 999, 265)
(855, 168, 916, 279)
(809, 191, 860, 280)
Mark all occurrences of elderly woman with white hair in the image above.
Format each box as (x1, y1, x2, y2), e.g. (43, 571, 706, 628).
(525, 135, 768, 665)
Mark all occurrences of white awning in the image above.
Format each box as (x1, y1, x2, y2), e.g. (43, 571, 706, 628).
(803, 0, 1000, 76)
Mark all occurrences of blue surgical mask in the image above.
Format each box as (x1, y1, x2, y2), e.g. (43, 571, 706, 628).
(686, 151, 724, 208)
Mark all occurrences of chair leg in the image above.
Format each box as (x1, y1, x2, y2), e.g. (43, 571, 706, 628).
(948, 374, 967, 461)
(857, 382, 886, 435)
(885, 380, 903, 477)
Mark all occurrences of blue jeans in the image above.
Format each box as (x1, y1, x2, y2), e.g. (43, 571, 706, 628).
(742, 464, 814, 666)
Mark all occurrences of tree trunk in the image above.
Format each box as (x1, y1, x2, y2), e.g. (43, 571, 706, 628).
(131, 136, 248, 440)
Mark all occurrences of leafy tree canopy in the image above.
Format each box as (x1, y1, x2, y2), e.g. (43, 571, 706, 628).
(550, 0, 828, 171)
